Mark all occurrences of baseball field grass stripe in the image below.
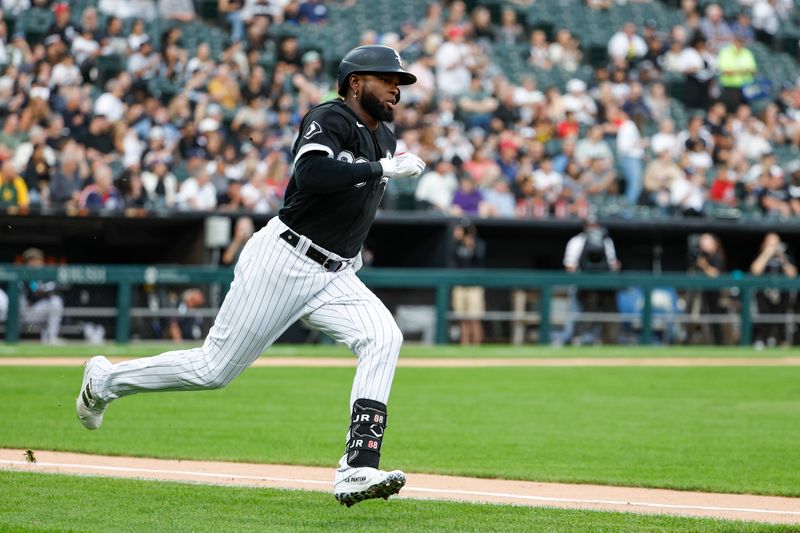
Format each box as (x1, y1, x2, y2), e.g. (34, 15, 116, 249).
(3, 458, 799, 519)
(4, 343, 800, 359)
(2, 471, 793, 533)
(2, 365, 798, 496)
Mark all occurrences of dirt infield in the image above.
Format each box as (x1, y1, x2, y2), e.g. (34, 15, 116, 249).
(2, 356, 800, 367)
(1, 449, 798, 524)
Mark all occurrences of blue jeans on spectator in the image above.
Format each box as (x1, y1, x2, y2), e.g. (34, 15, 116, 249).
(227, 12, 244, 43)
(620, 156, 643, 205)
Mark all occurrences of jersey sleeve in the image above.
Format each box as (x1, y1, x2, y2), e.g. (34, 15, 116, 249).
(293, 107, 351, 165)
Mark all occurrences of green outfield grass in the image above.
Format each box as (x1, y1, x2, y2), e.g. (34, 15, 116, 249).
(1, 342, 799, 358)
(2, 365, 798, 496)
(0, 472, 792, 533)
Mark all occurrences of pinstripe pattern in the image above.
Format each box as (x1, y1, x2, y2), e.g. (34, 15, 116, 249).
(96, 217, 402, 411)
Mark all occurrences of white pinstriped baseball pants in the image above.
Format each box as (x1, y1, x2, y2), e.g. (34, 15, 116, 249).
(94, 217, 403, 409)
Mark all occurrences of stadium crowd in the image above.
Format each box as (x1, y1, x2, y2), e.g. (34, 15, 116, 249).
(0, 0, 798, 222)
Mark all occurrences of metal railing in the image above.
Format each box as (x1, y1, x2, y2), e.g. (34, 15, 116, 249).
(2, 265, 798, 345)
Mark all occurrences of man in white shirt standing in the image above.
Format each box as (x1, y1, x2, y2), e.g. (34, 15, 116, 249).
(435, 26, 471, 98)
(616, 108, 646, 205)
(607, 23, 647, 68)
(414, 159, 458, 212)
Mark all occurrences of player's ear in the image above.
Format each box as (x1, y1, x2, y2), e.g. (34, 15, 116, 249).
(349, 74, 361, 97)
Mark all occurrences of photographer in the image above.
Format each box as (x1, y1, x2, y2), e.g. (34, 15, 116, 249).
(451, 221, 486, 346)
(687, 233, 727, 344)
(750, 233, 797, 347)
(562, 215, 621, 345)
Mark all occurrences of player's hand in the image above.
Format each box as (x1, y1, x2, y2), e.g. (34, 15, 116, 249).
(379, 153, 425, 179)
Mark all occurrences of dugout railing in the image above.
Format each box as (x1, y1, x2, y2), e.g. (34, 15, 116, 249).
(1, 264, 798, 345)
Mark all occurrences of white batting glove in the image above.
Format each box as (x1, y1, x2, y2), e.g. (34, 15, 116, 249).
(379, 152, 426, 178)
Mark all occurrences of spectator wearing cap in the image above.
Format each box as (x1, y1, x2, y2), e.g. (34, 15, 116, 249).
(47, 3, 80, 47)
(607, 23, 647, 69)
(19, 247, 64, 344)
(299, 0, 327, 24)
(79, 162, 124, 210)
(717, 32, 756, 113)
(436, 25, 471, 98)
(127, 36, 160, 81)
(562, 79, 597, 125)
(0, 159, 29, 209)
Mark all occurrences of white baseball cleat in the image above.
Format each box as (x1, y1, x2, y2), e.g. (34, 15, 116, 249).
(76, 356, 112, 430)
(333, 460, 406, 507)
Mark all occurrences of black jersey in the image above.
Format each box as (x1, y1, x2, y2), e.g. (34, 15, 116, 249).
(279, 99, 396, 258)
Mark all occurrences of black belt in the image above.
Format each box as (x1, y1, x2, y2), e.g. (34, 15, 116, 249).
(279, 229, 346, 272)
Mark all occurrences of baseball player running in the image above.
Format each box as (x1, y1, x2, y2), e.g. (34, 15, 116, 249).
(76, 45, 425, 507)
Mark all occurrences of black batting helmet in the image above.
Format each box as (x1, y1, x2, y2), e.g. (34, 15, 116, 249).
(337, 45, 417, 96)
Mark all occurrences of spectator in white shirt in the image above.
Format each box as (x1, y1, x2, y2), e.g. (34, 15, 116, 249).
(607, 23, 647, 68)
(533, 157, 563, 204)
(415, 159, 459, 212)
(616, 108, 646, 205)
(650, 119, 680, 158)
(93, 79, 126, 123)
(435, 26, 472, 98)
(575, 125, 614, 169)
(670, 168, 706, 216)
(177, 167, 217, 211)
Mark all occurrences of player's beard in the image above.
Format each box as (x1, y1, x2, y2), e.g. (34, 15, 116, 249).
(361, 90, 395, 122)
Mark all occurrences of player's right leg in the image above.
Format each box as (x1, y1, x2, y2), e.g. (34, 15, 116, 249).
(302, 269, 406, 506)
(76, 218, 325, 430)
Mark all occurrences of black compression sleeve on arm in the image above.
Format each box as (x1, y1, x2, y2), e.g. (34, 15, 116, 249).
(294, 154, 384, 193)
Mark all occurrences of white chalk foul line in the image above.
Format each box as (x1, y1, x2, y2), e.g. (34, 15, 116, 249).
(2, 459, 799, 517)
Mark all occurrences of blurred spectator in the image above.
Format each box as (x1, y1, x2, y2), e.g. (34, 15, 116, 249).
(751, 0, 779, 47)
(709, 164, 740, 206)
(480, 177, 516, 217)
(575, 125, 614, 168)
(50, 148, 89, 208)
(299, 0, 327, 24)
(159, 0, 195, 22)
(533, 156, 563, 204)
(561, 216, 621, 345)
(169, 288, 205, 342)
(579, 156, 617, 199)
(450, 175, 483, 216)
(497, 7, 524, 45)
(700, 3, 733, 53)
(23, 143, 53, 207)
(0, 159, 29, 209)
(616, 108, 646, 205)
(750, 232, 797, 348)
(127, 37, 160, 81)
(217, 178, 246, 211)
(607, 23, 647, 68)
(458, 75, 498, 131)
(451, 222, 486, 346)
(0, 114, 27, 150)
(176, 167, 217, 211)
(550, 29, 582, 72)
(47, 3, 80, 47)
(218, 0, 245, 43)
(758, 167, 800, 217)
(650, 119, 679, 157)
(717, 33, 756, 113)
(669, 167, 706, 216)
(99, 0, 157, 20)
(415, 159, 458, 212)
(528, 29, 552, 70)
(678, 33, 716, 110)
(470, 5, 495, 45)
(142, 160, 178, 209)
(79, 163, 124, 210)
(562, 79, 597, 125)
(687, 232, 727, 344)
(221, 216, 254, 265)
(19, 247, 64, 344)
(730, 11, 755, 44)
(117, 166, 147, 209)
(436, 26, 471, 98)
